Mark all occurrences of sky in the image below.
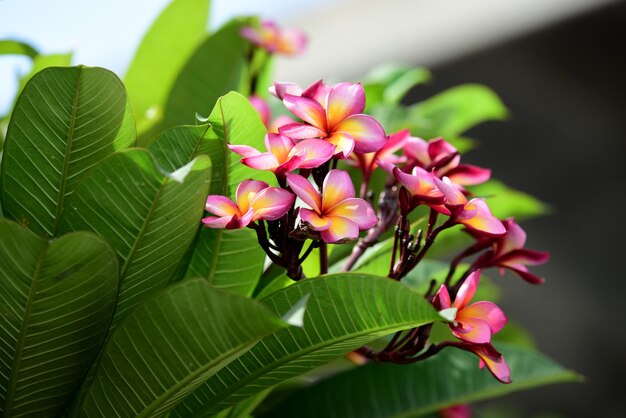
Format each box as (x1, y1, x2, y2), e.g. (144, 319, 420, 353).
(0, 0, 333, 114)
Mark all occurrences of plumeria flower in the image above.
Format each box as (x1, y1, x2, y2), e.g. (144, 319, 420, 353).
(351, 129, 410, 185)
(470, 218, 550, 284)
(286, 169, 378, 243)
(229, 133, 335, 177)
(202, 180, 294, 229)
(390, 165, 446, 215)
(404, 136, 491, 187)
(434, 176, 506, 236)
(434, 270, 507, 344)
(439, 405, 471, 418)
(240, 20, 307, 56)
(272, 80, 387, 158)
(453, 342, 511, 384)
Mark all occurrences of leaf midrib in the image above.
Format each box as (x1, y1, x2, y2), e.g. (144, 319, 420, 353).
(3, 247, 46, 414)
(52, 66, 83, 236)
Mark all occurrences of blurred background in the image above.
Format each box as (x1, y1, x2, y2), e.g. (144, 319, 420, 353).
(1, 0, 624, 416)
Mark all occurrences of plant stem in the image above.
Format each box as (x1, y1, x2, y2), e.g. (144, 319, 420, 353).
(319, 242, 328, 274)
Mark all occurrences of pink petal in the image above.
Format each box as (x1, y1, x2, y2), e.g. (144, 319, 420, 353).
(236, 180, 269, 213)
(460, 301, 507, 334)
(250, 187, 295, 221)
(326, 131, 355, 158)
(434, 176, 467, 206)
(300, 208, 331, 231)
(433, 284, 452, 310)
(322, 169, 355, 211)
(454, 270, 480, 310)
(249, 95, 271, 127)
(325, 198, 378, 230)
(376, 158, 397, 175)
(506, 266, 546, 285)
(440, 404, 472, 418)
(466, 343, 511, 384)
(205, 195, 240, 217)
(451, 318, 492, 344)
(226, 209, 255, 229)
(378, 129, 410, 159)
(265, 133, 295, 162)
(279, 122, 326, 140)
(446, 164, 491, 186)
(240, 27, 263, 45)
(393, 167, 443, 204)
(270, 82, 303, 100)
(403, 136, 429, 166)
(326, 82, 366, 129)
(202, 215, 233, 229)
(332, 114, 386, 154)
(499, 219, 527, 254)
(241, 153, 279, 171)
(461, 199, 506, 236)
(283, 93, 327, 130)
(302, 79, 331, 107)
(291, 138, 335, 169)
(497, 248, 550, 267)
(428, 137, 458, 163)
(269, 115, 295, 133)
(228, 144, 261, 158)
(275, 152, 306, 175)
(286, 173, 322, 213)
(276, 28, 307, 55)
(320, 215, 359, 244)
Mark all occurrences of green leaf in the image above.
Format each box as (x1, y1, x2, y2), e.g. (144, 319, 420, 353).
(147, 124, 214, 172)
(125, 0, 211, 136)
(171, 273, 441, 417)
(261, 344, 580, 418)
(59, 149, 211, 322)
(0, 66, 135, 237)
(79, 279, 286, 418)
(363, 64, 431, 109)
(409, 84, 508, 139)
(160, 18, 251, 133)
(467, 179, 549, 220)
(0, 40, 39, 58)
(0, 218, 118, 417)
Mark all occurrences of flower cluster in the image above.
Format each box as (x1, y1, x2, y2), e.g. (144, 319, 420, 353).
(201, 23, 549, 385)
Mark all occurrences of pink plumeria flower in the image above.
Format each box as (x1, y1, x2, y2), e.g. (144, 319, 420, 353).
(272, 80, 387, 158)
(439, 405, 471, 418)
(229, 133, 335, 177)
(470, 218, 550, 284)
(351, 129, 410, 184)
(240, 20, 307, 56)
(434, 176, 506, 237)
(391, 165, 446, 215)
(286, 169, 378, 243)
(202, 180, 294, 229)
(404, 136, 490, 187)
(454, 342, 511, 384)
(249, 95, 271, 127)
(434, 270, 507, 344)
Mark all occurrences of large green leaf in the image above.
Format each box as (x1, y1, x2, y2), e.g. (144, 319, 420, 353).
(171, 273, 441, 417)
(363, 64, 431, 109)
(147, 124, 214, 172)
(125, 0, 211, 136)
(261, 344, 580, 418)
(467, 179, 549, 220)
(409, 84, 508, 139)
(0, 65, 135, 237)
(79, 279, 286, 418)
(0, 218, 118, 417)
(160, 18, 251, 132)
(58, 149, 211, 322)
(0, 40, 38, 58)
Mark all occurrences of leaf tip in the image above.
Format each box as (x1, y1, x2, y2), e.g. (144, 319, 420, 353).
(282, 293, 311, 327)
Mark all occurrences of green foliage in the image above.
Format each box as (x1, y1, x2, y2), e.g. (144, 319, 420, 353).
(0, 219, 118, 417)
(363, 64, 431, 109)
(125, 0, 211, 136)
(468, 179, 550, 220)
(261, 344, 579, 418)
(0, 40, 38, 58)
(80, 279, 286, 418)
(0, 66, 135, 237)
(170, 274, 441, 417)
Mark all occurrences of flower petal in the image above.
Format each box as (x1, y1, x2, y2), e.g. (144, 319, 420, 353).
(300, 208, 331, 231)
(265, 133, 295, 162)
(326, 82, 366, 129)
(459, 301, 507, 335)
(228, 144, 261, 158)
(302, 79, 331, 107)
(283, 93, 327, 130)
(461, 199, 506, 236)
(498, 248, 550, 267)
(269, 115, 295, 133)
(320, 216, 359, 243)
(325, 198, 378, 230)
(270, 81, 303, 100)
(403, 136, 429, 166)
(291, 138, 335, 169)
(286, 173, 322, 213)
(434, 176, 467, 206)
(499, 218, 527, 254)
(249, 95, 271, 127)
(326, 132, 355, 158)
(277, 28, 307, 55)
(250, 187, 295, 221)
(454, 270, 480, 310)
(451, 318, 492, 344)
(433, 284, 452, 310)
(202, 215, 233, 229)
(241, 153, 280, 171)
(446, 164, 491, 186)
(393, 166, 443, 204)
(378, 129, 410, 159)
(279, 122, 326, 140)
(467, 343, 511, 384)
(322, 169, 355, 211)
(506, 265, 546, 284)
(205, 195, 240, 217)
(226, 209, 254, 229)
(236, 180, 269, 213)
(333, 114, 386, 154)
